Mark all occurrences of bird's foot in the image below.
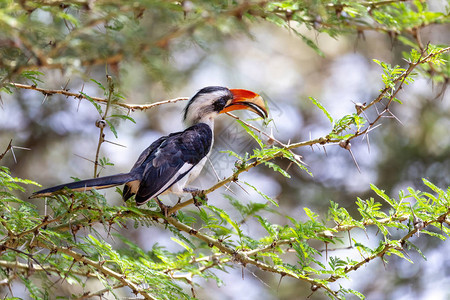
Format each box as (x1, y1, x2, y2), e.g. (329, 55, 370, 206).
(184, 188, 208, 207)
(155, 198, 173, 218)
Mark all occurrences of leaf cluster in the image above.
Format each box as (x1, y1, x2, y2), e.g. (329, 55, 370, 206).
(1, 0, 448, 86)
(1, 165, 448, 299)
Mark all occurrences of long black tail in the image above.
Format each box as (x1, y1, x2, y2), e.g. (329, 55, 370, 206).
(30, 173, 135, 199)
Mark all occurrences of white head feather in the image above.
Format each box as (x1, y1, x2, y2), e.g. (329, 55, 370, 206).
(183, 87, 233, 127)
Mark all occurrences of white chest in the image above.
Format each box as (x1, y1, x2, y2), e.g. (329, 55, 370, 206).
(169, 156, 208, 195)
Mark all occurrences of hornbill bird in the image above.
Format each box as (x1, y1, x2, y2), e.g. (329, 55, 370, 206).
(31, 86, 268, 208)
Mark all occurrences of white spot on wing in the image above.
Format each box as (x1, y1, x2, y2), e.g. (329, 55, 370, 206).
(171, 156, 208, 195)
(149, 163, 194, 199)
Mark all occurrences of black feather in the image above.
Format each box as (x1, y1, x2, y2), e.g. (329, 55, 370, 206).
(30, 173, 136, 198)
(131, 123, 212, 205)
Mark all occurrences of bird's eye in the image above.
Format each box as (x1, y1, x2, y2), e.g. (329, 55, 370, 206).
(213, 96, 229, 112)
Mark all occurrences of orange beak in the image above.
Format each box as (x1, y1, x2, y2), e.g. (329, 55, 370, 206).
(220, 89, 268, 119)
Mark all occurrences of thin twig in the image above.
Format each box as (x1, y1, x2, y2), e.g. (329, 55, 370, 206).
(93, 75, 114, 177)
(0, 139, 13, 161)
(330, 207, 450, 281)
(165, 216, 341, 298)
(9, 83, 188, 111)
(75, 283, 126, 300)
(36, 241, 158, 300)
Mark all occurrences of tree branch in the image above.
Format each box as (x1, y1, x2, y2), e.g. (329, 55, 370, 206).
(36, 241, 158, 300)
(329, 207, 450, 282)
(74, 283, 126, 300)
(8, 83, 188, 111)
(164, 216, 341, 298)
(0, 139, 13, 161)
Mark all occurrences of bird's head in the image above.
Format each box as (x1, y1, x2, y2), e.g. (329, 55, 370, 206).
(183, 86, 267, 127)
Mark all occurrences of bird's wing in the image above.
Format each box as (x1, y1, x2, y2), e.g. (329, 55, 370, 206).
(122, 135, 168, 201)
(124, 123, 212, 205)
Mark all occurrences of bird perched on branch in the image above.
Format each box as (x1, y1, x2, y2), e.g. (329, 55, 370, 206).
(31, 86, 268, 210)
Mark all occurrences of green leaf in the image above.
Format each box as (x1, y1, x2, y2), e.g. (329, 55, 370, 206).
(303, 207, 319, 221)
(388, 248, 413, 263)
(207, 205, 242, 239)
(110, 114, 136, 123)
(56, 11, 80, 27)
(420, 230, 447, 240)
(237, 120, 264, 148)
(80, 91, 102, 115)
(244, 181, 278, 207)
(309, 97, 333, 124)
(21, 70, 44, 85)
(221, 150, 243, 160)
(99, 157, 114, 167)
(105, 119, 118, 138)
(254, 215, 277, 236)
(122, 206, 146, 217)
(371, 184, 396, 207)
(279, 148, 313, 177)
(1, 85, 13, 94)
(422, 178, 442, 195)
(263, 161, 291, 178)
(226, 194, 271, 217)
(347, 288, 366, 300)
(171, 237, 194, 253)
(298, 34, 324, 57)
(90, 79, 106, 91)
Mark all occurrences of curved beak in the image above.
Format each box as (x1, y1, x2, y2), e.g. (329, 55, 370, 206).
(220, 89, 268, 119)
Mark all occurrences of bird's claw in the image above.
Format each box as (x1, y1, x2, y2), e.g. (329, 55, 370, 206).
(191, 190, 207, 207)
(155, 198, 173, 218)
(182, 187, 208, 207)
